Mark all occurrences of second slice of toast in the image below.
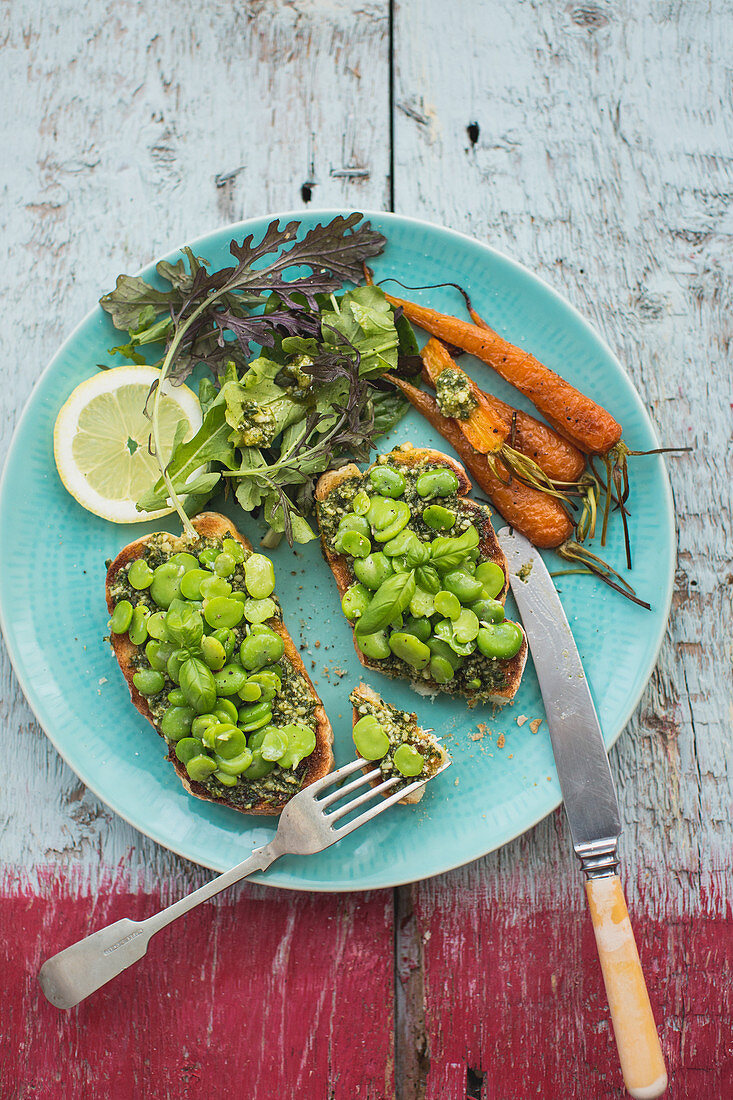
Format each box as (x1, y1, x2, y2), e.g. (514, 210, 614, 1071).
(316, 444, 527, 706)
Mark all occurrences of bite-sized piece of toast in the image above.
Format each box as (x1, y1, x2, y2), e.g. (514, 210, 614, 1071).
(106, 512, 334, 815)
(350, 683, 449, 804)
(316, 444, 527, 706)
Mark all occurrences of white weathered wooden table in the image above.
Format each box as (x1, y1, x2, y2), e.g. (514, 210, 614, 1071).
(1, 3, 731, 1096)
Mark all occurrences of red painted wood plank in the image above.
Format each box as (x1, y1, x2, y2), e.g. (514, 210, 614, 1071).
(0, 872, 394, 1100)
(412, 873, 732, 1100)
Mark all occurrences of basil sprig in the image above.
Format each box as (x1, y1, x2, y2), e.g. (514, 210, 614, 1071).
(429, 525, 479, 572)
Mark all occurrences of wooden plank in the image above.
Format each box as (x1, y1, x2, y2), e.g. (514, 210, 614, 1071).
(0, 870, 395, 1099)
(393, 0, 733, 1094)
(409, 871, 732, 1099)
(0, 4, 396, 1097)
(0, 0, 390, 885)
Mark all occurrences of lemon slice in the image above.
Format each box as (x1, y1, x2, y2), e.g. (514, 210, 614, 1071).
(54, 365, 202, 523)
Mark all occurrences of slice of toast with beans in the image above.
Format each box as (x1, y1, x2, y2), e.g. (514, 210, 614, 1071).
(351, 683, 450, 805)
(315, 444, 527, 706)
(106, 511, 334, 816)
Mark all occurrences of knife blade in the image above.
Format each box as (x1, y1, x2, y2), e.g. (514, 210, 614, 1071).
(495, 525, 621, 864)
(495, 525, 667, 1100)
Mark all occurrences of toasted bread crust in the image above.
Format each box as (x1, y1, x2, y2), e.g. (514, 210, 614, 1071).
(351, 683, 449, 804)
(316, 445, 527, 705)
(106, 512, 334, 815)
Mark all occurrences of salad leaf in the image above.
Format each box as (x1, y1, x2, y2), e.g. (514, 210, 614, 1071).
(320, 286, 400, 377)
(371, 385, 411, 438)
(100, 275, 174, 332)
(218, 214, 387, 309)
(108, 313, 173, 364)
(216, 308, 321, 356)
(262, 489, 317, 545)
(136, 402, 235, 512)
(155, 251, 209, 294)
(221, 360, 305, 449)
(101, 215, 412, 544)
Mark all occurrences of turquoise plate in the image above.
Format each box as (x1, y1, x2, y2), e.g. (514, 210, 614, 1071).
(0, 211, 674, 890)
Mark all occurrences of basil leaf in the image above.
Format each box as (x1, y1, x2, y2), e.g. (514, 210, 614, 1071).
(430, 526, 480, 572)
(355, 570, 416, 636)
(165, 605, 204, 650)
(415, 565, 441, 594)
(179, 657, 217, 715)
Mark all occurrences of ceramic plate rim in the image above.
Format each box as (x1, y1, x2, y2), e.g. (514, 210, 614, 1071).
(0, 208, 675, 890)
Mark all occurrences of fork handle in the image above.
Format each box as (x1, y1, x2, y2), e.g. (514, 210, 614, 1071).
(586, 874, 667, 1099)
(39, 842, 281, 1009)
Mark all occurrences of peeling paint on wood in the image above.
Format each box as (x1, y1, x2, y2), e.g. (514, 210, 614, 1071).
(393, 0, 733, 1092)
(0, 871, 395, 1099)
(1, 0, 731, 1095)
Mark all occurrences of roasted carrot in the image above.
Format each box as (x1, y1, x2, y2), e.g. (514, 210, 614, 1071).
(478, 388, 586, 482)
(385, 293, 622, 455)
(420, 338, 508, 454)
(420, 338, 586, 481)
(387, 374, 573, 549)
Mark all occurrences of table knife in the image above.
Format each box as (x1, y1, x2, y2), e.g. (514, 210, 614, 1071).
(496, 526, 667, 1100)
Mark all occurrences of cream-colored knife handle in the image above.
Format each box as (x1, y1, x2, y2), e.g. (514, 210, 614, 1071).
(586, 875, 667, 1099)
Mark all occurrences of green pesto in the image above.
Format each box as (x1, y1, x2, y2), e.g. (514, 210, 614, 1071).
(233, 401, 279, 447)
(435, 368, 478, 420)
(349, 690, 442, 790)
(315, 473, 363, 548)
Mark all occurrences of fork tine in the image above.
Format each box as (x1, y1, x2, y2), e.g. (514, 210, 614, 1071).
(326, 775, 403, 822)
(304, 757, 370, 796)
(318, 766, 382, 809)
(333, 777, 431, 836)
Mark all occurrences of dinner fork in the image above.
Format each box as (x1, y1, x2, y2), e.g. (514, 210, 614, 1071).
(39, 754, 449, 1010)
